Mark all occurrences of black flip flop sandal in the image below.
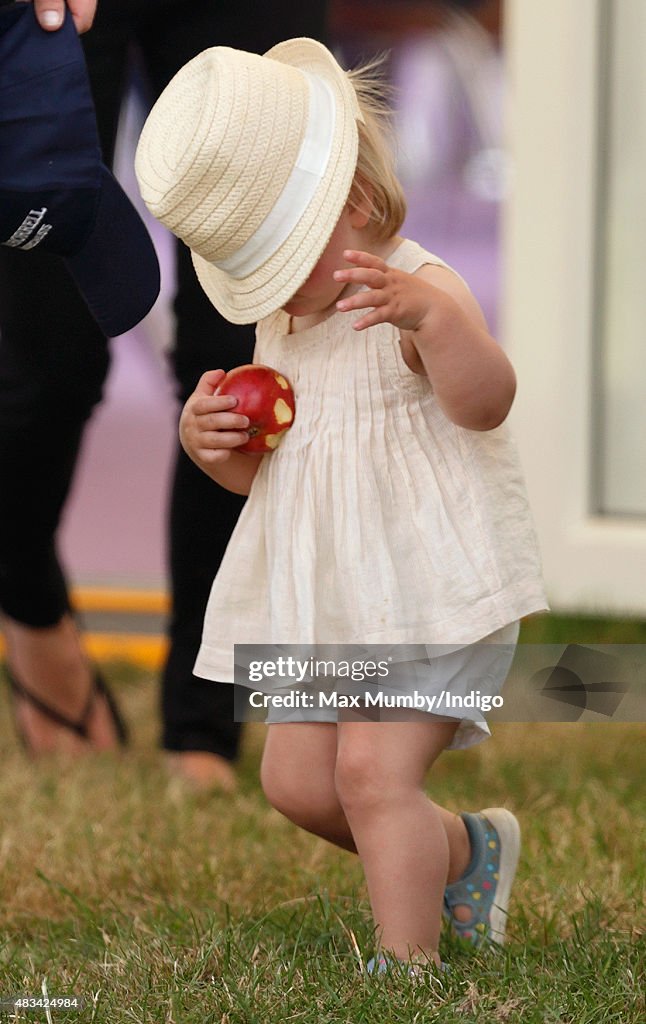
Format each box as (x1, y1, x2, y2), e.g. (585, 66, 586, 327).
(5, 664, 129, 751)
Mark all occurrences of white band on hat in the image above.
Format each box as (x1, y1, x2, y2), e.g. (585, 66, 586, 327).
(213, 71, 336, 280)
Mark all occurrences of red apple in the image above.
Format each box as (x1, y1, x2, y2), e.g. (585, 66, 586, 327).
(215, 364, 295, 453)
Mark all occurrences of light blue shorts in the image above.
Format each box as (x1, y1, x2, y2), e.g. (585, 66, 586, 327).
(261, 622, 520, 750)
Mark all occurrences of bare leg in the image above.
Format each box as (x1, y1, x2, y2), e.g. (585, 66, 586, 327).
(261, 720, 469, 866)
(334, 715, 465, 966)
(260, 717, 472, 959)
(261, 722, 356, 851)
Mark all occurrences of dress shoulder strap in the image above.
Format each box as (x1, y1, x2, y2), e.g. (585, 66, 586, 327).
(388, 239, 470, 289)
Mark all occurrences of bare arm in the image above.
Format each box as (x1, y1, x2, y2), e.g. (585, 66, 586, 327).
(180, 370, 264, 496)
(335, 250, 516, 431)
(34, 0, 97, 33)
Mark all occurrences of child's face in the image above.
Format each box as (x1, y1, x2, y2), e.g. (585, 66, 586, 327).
(281, 205, 364, 320)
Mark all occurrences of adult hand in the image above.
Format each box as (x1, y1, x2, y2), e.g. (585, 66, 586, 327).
(33, 0, 97, 33)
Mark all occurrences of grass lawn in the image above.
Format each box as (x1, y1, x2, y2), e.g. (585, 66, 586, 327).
(0, 615, 644, 1023)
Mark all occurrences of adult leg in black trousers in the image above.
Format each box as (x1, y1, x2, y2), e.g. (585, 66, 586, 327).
(0, 3, 245, 763)
(160, 243, 248, 782)
(0, 13, 133, 753)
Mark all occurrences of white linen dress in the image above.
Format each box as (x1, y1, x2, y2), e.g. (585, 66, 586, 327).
(194, 239, 548, 744)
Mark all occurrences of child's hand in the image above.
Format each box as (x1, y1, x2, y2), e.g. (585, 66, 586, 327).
(180, 369, 250, 471)
(334, 248, 517, 430)
(334, 250, 434, 332)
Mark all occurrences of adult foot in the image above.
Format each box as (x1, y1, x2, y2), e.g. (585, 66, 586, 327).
(165, 751, 237, 793)
(2, 613, 127, 755)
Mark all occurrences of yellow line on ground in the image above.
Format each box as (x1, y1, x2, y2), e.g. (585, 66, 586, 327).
(71, 587, 170, 614)
(83, 634, 168, 670)
(0, 634, 167, 672)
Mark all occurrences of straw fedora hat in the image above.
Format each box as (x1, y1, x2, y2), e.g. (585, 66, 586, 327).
(135, 38, 363, 324)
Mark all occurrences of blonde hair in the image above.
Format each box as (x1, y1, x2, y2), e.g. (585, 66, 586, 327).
(346, 56, 407, 241)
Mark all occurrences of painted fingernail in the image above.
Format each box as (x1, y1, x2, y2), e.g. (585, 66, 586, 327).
(41, 10, 63, 27)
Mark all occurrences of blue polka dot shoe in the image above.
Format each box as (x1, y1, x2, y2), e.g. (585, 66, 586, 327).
(366, 956, 447, 981)
(366, 955, 400, 976)
(443, 807, 521, 946)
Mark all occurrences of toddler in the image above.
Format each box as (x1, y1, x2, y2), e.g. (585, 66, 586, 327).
(136, 38, 547, 973)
